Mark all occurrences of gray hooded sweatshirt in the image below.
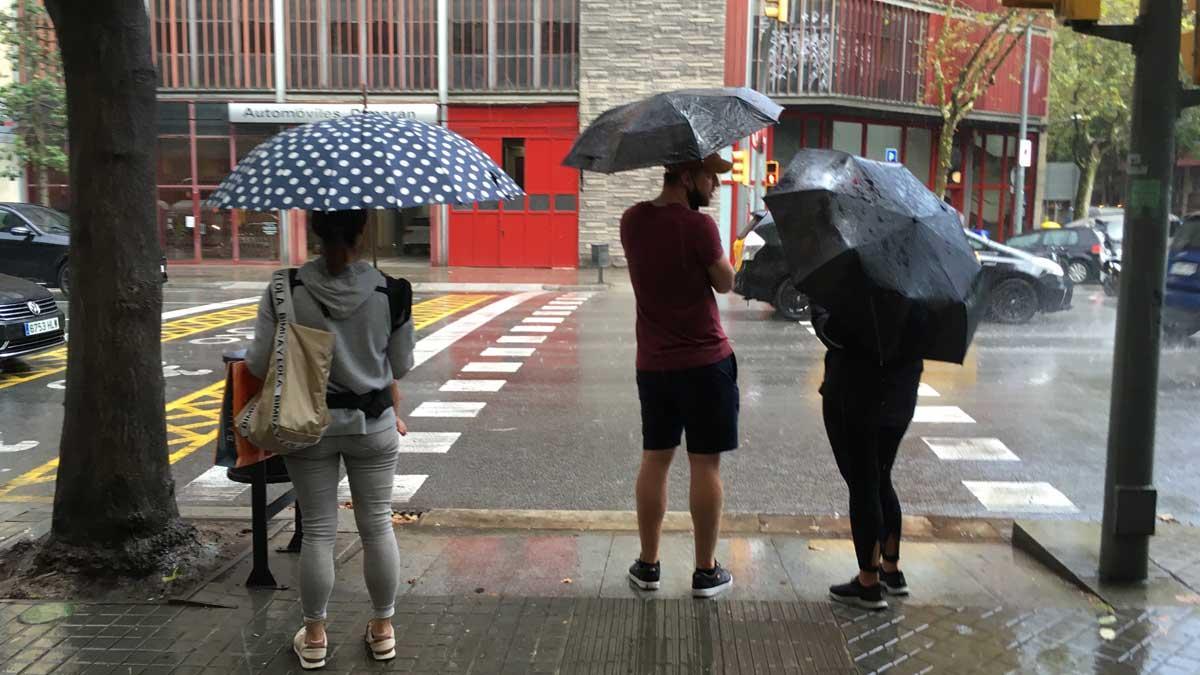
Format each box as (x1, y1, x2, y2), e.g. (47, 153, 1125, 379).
(245, 258, 415, 437)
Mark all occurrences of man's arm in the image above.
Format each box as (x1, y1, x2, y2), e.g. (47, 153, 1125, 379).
(707, 256, 735, 294)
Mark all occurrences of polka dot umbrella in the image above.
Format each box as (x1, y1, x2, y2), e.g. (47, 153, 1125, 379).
(205, 112, 523, 211)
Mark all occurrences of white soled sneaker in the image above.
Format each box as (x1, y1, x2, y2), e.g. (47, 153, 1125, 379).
(293, 627, 327, 670)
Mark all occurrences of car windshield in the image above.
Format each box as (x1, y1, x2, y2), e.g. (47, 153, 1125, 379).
(1095, 216, 1123, 242)
(1172, 218, 1200, 252)
(11, 205, 70, 235)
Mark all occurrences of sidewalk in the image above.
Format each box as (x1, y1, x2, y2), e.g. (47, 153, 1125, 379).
(4, 514, 1200, 674)
(166, 262, 622, 293)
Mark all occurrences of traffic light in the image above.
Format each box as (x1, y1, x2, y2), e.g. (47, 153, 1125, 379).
(731, 150, 750, 186)
(999, 0, 1100, 25)
(764, 160, 780, 188)
(763, 0, 789, 22)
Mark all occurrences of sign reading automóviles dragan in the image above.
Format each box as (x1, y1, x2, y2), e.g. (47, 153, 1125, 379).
(228, 103, 438, 125)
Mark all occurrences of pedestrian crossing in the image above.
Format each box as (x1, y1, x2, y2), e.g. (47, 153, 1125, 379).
(796, 314, 1079, 515)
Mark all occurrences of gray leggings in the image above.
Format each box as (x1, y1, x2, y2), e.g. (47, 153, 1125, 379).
(283, 428, 401, 623)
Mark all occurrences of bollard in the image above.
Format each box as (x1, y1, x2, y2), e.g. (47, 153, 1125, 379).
(591, 243, 610, 284)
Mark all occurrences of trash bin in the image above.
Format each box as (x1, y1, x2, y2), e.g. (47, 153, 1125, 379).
(591, 243, 610, 283)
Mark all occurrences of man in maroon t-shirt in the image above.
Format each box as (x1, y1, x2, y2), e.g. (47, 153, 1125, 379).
(620, 153, 738, 599)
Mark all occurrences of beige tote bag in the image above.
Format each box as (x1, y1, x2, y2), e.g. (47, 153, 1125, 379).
(236, 269, 335, 454)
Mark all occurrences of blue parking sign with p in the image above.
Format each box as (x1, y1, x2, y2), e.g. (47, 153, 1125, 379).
(884, 148, 899, 163)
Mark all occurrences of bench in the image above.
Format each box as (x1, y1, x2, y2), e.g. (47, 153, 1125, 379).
(220, 351, 303, 589)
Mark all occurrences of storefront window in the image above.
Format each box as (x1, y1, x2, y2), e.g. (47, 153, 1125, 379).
(832, 121, 862, 156)
(865, 124, 902, 162)
(803, 119, 823, 148)
(158, 137, 192, 185)
(198, 190, 234, 260)
(904, 127, 933, 186)
(773, 118, 802, 168)
(195, 137, 232, 186)
(239, 209, 280, 260)
(159, 188, 196, 260)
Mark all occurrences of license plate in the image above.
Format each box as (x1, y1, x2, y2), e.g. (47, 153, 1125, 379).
(1171, 262, 1199, 277)
(24, 317, 59, 336)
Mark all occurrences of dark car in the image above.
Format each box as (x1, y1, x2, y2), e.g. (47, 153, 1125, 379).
(965, 230, 1073, 323)
(733, 211, 810, 320)
(0, 273, 66, 360)
(1004, 226, 1107, 285)
(0, 203, 167, 296)
(1164, 214, 1200, 338)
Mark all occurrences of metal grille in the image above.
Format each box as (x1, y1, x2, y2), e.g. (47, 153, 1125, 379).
(151, 0, 276, 90)
(0, 298, 57, 322)
(450, 0, 578, 92)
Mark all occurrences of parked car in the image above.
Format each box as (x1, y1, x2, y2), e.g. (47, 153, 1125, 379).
(966, 230, 1073, 323)
(1164, 214, 1200, 338)
(0, 272, 66, 360)
(732, 210, 1070, 325)
(0, 203, 166, 297)
(733, 211, 810, 320)
(1004, 226, 1107, 285)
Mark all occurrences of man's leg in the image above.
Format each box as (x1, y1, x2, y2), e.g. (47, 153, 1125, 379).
(687, 452, 723, 569)
(635, 448, 675, 564)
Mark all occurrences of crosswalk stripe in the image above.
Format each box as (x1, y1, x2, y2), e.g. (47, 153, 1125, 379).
(962, 481, 1077, 513)
(481, 347, 535, 357)
(512, 325, 556, 333)
(918, 383, 940, 397)
(398, 432, 460, 454)
(462, 361, 523, 373)
(412, 292, 543, 368)
(410, 402, 487, 417)
(912, 406, 976, 424)
(440, 379, 506, 392)
(922, 437, 1018, 461)
(523, 317, 565, 324)
(498, 335, 546, 344)
(338, 474, 428, 503)
(178, 466, 246, 501)
(534, 310, 572, 316)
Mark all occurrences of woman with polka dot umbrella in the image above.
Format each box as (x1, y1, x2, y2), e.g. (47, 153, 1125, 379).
(205, 112, 524, 211)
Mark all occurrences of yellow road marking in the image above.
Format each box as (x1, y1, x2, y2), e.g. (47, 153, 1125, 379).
(0, 293, 495, 500)
(0, 304, 260, 392)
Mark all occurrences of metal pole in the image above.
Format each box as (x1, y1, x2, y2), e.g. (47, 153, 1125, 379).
(273, 0, 286, 103)
(435, 0, 450, 266)
(1098, 0, 1181, 582)
(1012, 24, 1032, 235)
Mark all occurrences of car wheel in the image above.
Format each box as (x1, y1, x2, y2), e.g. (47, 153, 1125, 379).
(988, 278, 1039, 324)
(57, 263, 70, 298)
(773, 280, 811, 321)
(1066, 259, 1092, 284)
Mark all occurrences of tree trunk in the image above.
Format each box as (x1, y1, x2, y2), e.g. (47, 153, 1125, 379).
(1073, 144, 1101, 220)
(935, 117, 958, 199)
(37, 166, 49, 206)
(43, 0, 189, 574)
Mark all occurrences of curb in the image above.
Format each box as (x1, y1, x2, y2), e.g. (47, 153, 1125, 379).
(164, 281, 610, 293)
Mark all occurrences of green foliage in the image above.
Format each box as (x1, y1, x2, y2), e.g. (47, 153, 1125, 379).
(0, 0, 65, 203)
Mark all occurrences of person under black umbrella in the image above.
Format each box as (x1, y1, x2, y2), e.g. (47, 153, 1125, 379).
(765, 149, 984, 610)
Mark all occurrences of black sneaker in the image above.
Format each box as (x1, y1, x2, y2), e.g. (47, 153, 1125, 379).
(628, 559, 661, 590)
(692, 563, 733, 598)
(829, 577, 888, 610)
(880, 569, 909, 596)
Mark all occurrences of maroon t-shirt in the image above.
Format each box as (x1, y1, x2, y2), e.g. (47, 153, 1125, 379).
(620, 201, 733, 371)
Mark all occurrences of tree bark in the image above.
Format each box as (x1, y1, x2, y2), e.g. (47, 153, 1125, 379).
(935, 117, 959, 199)
(37, 165, 48, 207)
(43, 0, 188, 574)
(1073, 144, 1101, 220)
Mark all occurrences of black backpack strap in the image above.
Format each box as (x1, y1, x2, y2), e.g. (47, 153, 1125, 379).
(375, 273, 412, 330)
(287, 268, 331, 318)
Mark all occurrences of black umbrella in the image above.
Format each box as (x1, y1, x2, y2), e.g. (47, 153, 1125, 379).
(763, 149, 984, 364)
(563, 88, 782, 173)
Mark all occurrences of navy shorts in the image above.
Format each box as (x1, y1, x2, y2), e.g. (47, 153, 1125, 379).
(636, 354, 739, 454)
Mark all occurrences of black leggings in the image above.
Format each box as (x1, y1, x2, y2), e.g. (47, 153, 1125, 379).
(821, 351, 922, 572)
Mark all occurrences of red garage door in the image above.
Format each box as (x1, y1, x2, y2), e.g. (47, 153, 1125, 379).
(447, 105, 579, 268)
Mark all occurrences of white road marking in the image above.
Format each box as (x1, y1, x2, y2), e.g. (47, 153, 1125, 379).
(522, 317, 564, 324)
(512, 325, 556, 333)
(410, 401, 487, 417)
(922, 437, 1019, 461)
(534, 310, 572, 316)
(0, 440, 38, 453)
(160, 297, 259, 320)
(912, 406, 976, 424)
(462, 361, 523, 373)
(962, 481, 1077, 513)
(338, 474, 428, 503)
(498, 335, 546, 344)
(179, 466, 247, 502)
(398, 432, 460, 453)
(441, 379, 507, 392)
(918, 383, 940, 397)
(481, 347, 535, 357)
(412, 292, 542, 368)
(805, 327, 817, 335)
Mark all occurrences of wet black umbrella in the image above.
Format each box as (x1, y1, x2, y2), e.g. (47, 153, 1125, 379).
(563, 88, 782, 173)
(763, 149, 984, 364)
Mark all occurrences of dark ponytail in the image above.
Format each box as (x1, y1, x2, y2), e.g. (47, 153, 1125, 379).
(311, 209, 367, 249)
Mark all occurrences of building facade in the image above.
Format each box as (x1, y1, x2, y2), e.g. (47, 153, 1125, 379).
(28, 0, 1050, 266)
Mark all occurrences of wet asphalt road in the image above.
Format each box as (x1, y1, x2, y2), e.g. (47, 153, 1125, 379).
(1, 280, 1198, 524)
